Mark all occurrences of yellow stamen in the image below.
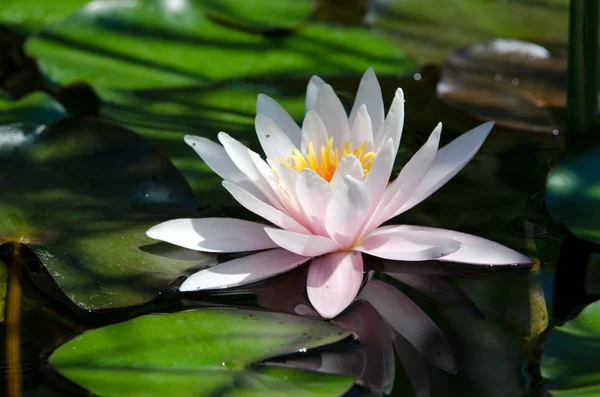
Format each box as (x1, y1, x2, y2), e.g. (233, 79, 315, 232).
(278, 137, 376, 182)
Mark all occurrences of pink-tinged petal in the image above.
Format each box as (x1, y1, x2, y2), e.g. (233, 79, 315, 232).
(350, 104, 374, 151)
(349, 67, 384, 140)
(257, 94, 302, 147)
(295, 169, 333, 236)
(255, 114, 296, 163)
(355, 224, 461, 261)
(306, 75, 326, 112)
(364, 138, 394, 211)
(392, 225, 532, 265)
(359, 279, 456, 373)
(314, 84, 350, 150)
(180, 249, 310, 291)
(264, 227, 339, 256)
(146, 218, 278, 252)
(330, 155, 364, 185)
(375, 88, 404, 153)
(301, 111, 329, 156)
(326, 176, 371, 247)
(366, 123, 441, 231)
(222, 181, 309, 234)
(399, 122, 494, 213)
(307, 251, 364, 319)
(218, 132, 284, 210)
(386, 273, 484, 319)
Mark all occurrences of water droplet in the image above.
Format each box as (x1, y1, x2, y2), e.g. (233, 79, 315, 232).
(494, 74, 502, 82)
(413, 73, 422, 81)
(552, 129, 559, 136)
(511, 78, 520, 86)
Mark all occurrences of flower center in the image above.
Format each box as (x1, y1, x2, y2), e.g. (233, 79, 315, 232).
(278, 137, 376, 182)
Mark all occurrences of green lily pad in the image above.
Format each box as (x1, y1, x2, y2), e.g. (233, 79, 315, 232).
(541, 300, 600, 396)
(49, 308, 354, 397)
(0, 118, 214, 311)
(203, 0, 315, 32)
(25, 0, 414, 91)
(0, 0, 90, 31)
(0, 90, 66, 125)
(546, 144, 600, 245)
(368, 0, 569, 64)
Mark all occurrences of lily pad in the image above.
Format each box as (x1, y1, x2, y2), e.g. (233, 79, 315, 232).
(0, 117, 215, 311)
(202, 0, 315, 32)
(546, 144, 600, 245)
(0, 0, 90, 31)
(48, 308, 354, 397)
(541, 300, 600, 396)
(25, 0, 414, 91)
(0, 90, 66, 125)
(367, 0, 569, 64)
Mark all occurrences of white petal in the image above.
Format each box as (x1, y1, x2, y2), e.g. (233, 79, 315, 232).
(392, 225, 532, 264)
(306, 75, 326, 112)
(180, 249, 310, 291)
(359, 279, 456, 373)
(375, 88, 404, 154)
(355, 225, 461, 261)
(255, 114, 296, 163)
(326, 176, 371, 247)
(399, 122, 494, 213)
(218, 132, 283, 210)
(146, 218, 278, 252)
(349, 67, 384, 140)
(257, 94, 302, 147)
(314, 84, 350, 150)
(222, 181, 309, 234)
(350, 104, 374, 150)
(296, 169, 333, 236)
(264, 227, 340, 256)
(307, 251, 364, 319)
(367, 123, 441, 231)
(330, 154, 364, 185)
(276, 161, 298, 196)
(184, 135, 245, 182)
(301, 111, 329, 155)
(364, 138, 394, 211)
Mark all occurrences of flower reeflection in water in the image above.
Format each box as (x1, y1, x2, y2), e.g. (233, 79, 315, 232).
(147, 68, 531, 319)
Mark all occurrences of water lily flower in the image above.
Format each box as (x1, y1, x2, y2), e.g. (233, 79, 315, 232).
(147, 67, 531, 319)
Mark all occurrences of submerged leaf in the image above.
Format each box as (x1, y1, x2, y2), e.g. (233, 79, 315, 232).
(0, 118, 214, 310)
(437, 39, 570, 134)
(49, 308, 354, 397)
